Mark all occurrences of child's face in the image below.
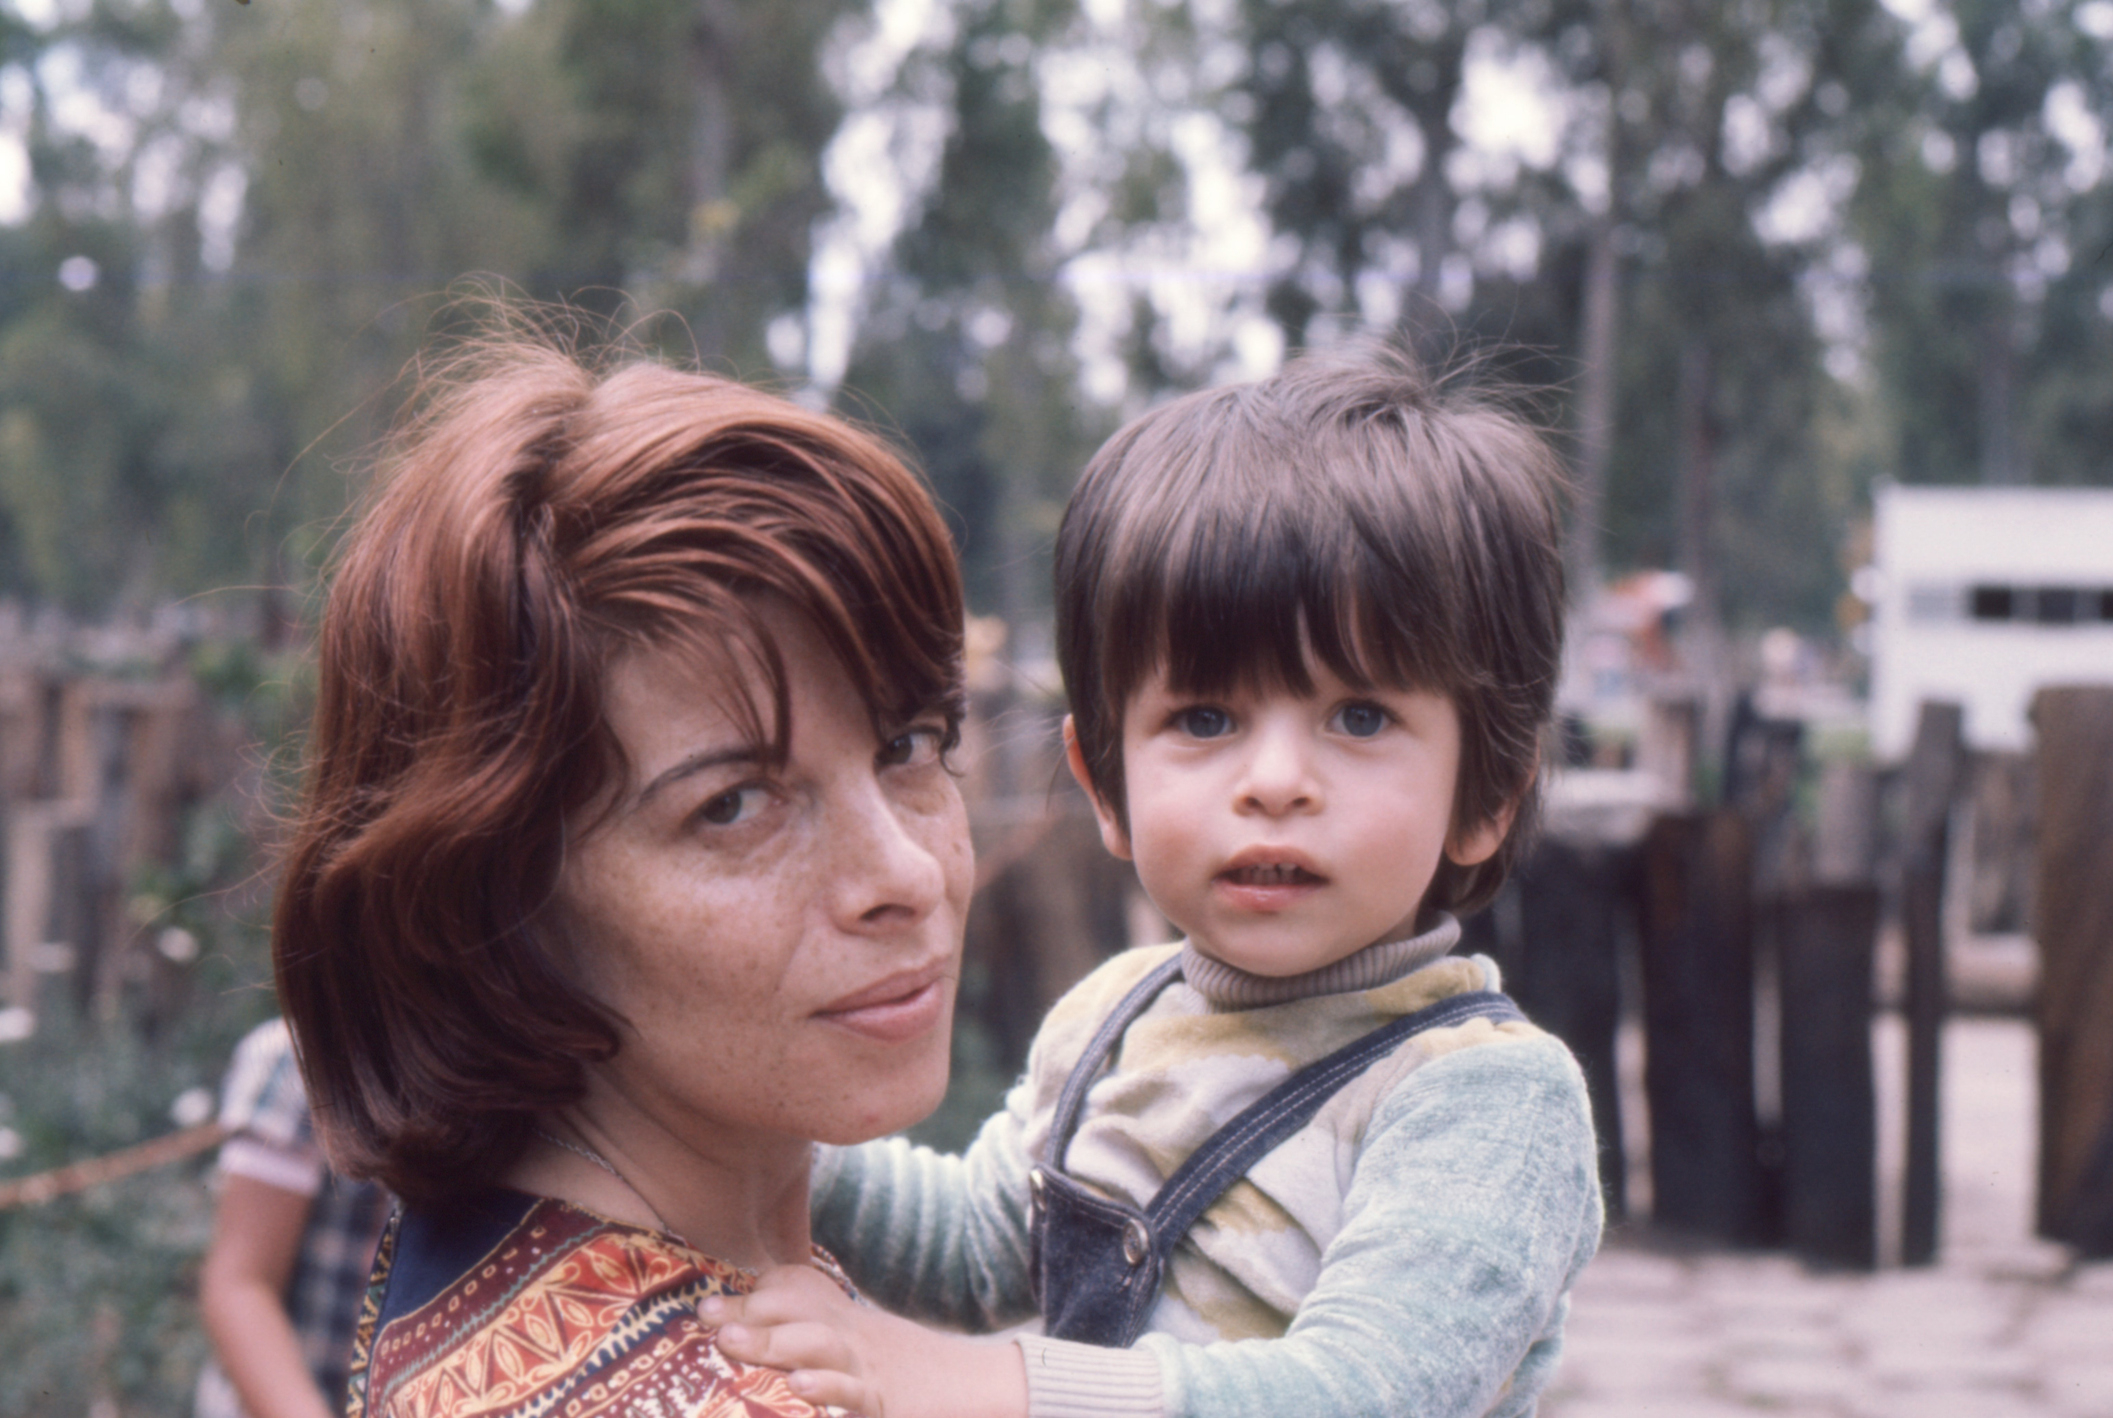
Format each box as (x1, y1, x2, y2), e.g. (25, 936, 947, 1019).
(1068, 664, 1511, 978)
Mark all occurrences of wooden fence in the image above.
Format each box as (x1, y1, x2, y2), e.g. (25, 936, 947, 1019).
(5, 647, 2109, 1268)
(1460, 687, 2113, 1267)
(0, 663, 238, 1027)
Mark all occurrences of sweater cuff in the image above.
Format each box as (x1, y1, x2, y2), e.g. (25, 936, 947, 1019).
(1014, 1335, 1162, 1418)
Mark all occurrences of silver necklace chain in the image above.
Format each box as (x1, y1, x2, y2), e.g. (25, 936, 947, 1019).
(534, 1125, 623, 1178)
(531, 1125, 687, 1245)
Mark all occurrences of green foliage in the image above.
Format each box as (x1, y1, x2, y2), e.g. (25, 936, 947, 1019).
(0, 632, 297, 1414)
(0, 898, 276, 1417)
(836, 0, 1106, 618)
(0, 0, 850, 618)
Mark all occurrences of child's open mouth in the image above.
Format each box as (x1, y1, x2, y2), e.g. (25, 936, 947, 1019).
(1220, 862, 1326, 886)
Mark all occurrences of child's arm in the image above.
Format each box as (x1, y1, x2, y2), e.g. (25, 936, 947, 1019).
(749, 1036, 1601, 1418)
(1123, 1036, 1603, 1417)
(809, 1077, 1043, 1330)
(199, 1173, 339, 1418)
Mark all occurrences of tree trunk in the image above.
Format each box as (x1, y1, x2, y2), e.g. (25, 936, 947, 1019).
(1569, 218, 1618, 602)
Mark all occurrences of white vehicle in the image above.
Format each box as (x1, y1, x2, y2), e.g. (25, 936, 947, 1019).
(1868, 484, 2113, 758)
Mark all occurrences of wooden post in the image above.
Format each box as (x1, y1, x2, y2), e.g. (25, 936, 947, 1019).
(1965, 750, 2035, 935)
(2029, 686, 2113, 1256)
(1900, 700, 1965, 1265)
(1811, 759, 1880, 889)
(0, 669, 44, 802)
(1776, 883, 1880, 1268)
(4, 799, 95, 1016)
(1639, 810, 1771, 1243)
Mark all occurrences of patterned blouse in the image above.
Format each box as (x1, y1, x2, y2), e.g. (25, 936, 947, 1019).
(347, 1188, 848, 1418)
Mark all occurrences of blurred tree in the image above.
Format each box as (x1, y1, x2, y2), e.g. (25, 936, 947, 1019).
(0, 0, 858, 618)
(1190, 0, 1919, 629)
(479, 0, 852, 372)
(1228, 0, 1488, 351)
(1584, 0, 1905, 631)
(1850, 0, 2113, 490)
(835, 0, 1101, 630)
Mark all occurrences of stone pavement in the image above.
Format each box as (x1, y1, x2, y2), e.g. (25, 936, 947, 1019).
(1545, 1016, 2113, 1417)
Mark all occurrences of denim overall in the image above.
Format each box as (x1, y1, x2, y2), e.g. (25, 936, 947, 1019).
(1027, 954, 1526, 1347)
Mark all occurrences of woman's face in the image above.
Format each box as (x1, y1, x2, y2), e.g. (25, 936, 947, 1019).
(557, 603, 972, 1154)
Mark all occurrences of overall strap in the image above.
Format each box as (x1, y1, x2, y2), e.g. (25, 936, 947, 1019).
(1143, 990, 1526, 1248)
(1045, 954, 1188, 1172)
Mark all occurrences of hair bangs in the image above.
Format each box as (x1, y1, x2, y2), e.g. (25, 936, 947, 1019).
(1133, 481, 1462, 706)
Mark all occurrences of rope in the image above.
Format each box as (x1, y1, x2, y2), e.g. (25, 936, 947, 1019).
(0, 1122, 225, 1211)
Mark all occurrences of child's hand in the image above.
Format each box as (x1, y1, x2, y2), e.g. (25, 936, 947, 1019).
(704, 1267, 879, 1414)
(704, 1266, 1026, 1418)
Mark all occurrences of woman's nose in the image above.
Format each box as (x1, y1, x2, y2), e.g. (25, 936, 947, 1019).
(1235, 722, 1321, 816)
(828, 778, 955, 929)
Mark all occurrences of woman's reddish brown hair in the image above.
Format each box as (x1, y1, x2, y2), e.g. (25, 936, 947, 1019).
(274, 328, 964, 1204)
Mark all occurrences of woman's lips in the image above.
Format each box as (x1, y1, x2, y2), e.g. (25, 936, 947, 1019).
(816, 966, 950, 1042)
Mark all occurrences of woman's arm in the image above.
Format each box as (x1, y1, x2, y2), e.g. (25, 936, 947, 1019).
(199, 1173, 337, 1418)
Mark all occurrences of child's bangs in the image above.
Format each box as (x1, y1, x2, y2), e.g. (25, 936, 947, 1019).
(1129, 496, 1460, 704)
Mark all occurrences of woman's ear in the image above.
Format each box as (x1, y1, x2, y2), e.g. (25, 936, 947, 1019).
(1063, 716, 1133, 862)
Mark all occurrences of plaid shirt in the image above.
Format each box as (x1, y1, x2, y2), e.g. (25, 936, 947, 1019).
(194, 1019, 391, 1418)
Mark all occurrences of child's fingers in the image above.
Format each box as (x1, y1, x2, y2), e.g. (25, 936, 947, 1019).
(699, 1266, 849, 1333)
(717, 1317, 859, 1378)
(698, 1292, 750, 1328)
(786, 1366, 884, 1417)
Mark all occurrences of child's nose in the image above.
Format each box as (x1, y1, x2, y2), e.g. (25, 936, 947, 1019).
(1235, 725, 1321, 816)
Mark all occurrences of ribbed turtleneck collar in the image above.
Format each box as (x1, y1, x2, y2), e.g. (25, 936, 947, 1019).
(1178, 913, 1462, 1009)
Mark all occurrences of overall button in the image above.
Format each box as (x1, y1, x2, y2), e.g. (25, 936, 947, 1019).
(1122, 1217, 1151, 1267)
(1028, 1168, 1046, 1216)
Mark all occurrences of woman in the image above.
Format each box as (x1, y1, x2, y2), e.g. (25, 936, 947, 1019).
(273, 329, 1013, 1417)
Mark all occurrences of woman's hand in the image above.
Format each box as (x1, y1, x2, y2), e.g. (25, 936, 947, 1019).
(705, 1265, 1027, 1418)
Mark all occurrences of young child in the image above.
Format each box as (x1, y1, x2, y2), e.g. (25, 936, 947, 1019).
(712, 344, 1603, 1418)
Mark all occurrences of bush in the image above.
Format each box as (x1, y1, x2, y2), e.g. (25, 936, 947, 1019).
(0, 802, 279, 1416)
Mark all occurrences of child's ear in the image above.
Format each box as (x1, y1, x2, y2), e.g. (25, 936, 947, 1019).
(1445, 804, 1514, 867)
(1445, 761, 1537, 867)
(1062, 715, 1133, 862)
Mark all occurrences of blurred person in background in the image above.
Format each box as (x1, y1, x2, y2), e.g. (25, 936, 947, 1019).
(195, 1017, 390, 1418)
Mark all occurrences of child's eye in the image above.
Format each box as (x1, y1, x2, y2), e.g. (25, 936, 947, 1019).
(695, 784, 769, 827)
(1332, 701, 1391, 738)
(1173, 706, 1234, 739)
(878, 725, 947, 769)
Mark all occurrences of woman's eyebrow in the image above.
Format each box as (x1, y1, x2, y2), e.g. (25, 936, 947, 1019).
(635, 746, 765, 805)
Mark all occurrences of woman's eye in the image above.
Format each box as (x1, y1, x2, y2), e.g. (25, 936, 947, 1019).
(1333, 702, 1391, 738)
(695, 785, 766, 827)
(1174, 706, 1234, 739)
(878, 725, 946, 769)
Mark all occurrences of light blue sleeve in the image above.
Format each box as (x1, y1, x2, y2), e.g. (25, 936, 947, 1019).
(1123, 1036, 1604, 1418)
(810, 1076, 1042, 1330)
